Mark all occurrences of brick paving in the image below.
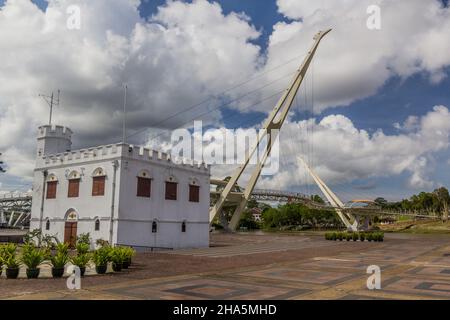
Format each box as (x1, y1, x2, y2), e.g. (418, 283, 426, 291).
(2, 232, 450, 300)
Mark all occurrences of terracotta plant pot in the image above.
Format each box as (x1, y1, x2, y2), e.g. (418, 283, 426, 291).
(52, 267, 65, 278)
(95, 265, 107, 274)
(26, 268, 40, 279)
(6, 267, 19, 279)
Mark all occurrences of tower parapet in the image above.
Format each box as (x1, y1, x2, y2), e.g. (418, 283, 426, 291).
(37, 125, 72, 158)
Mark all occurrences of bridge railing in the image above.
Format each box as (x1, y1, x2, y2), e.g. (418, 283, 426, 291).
(0, 192, 33, 200)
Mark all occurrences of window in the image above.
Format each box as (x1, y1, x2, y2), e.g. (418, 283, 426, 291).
(46, 181, 57, 199)
(189, 185, 200, 203)
(45, 219, 50, 230)
(68, 179, 80, 198)
(165, 182, 177, 200)
(152, 221, 157, 233)
(95, 219, 100, 231)
(92, 176, 105, 196)
(181, 221, 186, 233)
(137, 177, 151, 198)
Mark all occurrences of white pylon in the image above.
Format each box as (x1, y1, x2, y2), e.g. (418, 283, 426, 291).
(298, 157, 359, 231)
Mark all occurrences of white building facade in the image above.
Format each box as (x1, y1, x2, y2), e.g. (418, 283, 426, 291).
(30, 125, 210, 249)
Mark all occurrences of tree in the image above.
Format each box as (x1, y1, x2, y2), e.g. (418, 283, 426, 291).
(374, 197, 388, 207)
(434, 187, 450, 221)
(311, 194, 325, 204)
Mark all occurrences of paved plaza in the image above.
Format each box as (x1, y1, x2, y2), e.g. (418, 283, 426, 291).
(2, 232, 450, 300)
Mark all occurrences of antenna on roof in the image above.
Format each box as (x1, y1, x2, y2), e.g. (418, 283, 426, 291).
(122, 84, 128, 145)
(39, 89, 60, 125)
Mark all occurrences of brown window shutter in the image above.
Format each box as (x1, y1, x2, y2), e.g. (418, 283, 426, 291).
(68, 179, 80, 198)
(189, 185, 200, 203)
(92, 176, 105, 196)
(46, 181, 57, 199)
(165, 182, 177, 200)
(137, 177, 151, 198)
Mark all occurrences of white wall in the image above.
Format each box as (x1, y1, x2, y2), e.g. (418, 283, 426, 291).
(30, 142, 210, 249)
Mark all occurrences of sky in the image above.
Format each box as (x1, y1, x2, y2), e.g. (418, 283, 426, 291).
(0, 0, 450, 202)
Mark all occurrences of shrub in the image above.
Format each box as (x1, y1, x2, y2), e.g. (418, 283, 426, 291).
(337, 232, 344, 241)
(70, 253, 91, 269)
(93, 247, 111, 267)
(367, 233, 374, 242)
(325, 232, 331, 240)
(352, 232, 359, 241)
(110, 247, 127, 265)
(359, 233, 366, 242)
(77, 233, 91, 245)
(345, 233, 352, 241)
(21, 244, 47, 269)
(2, 244, 19, 269)
(331, 232, 337, 241)
(76, 243, 90, 255)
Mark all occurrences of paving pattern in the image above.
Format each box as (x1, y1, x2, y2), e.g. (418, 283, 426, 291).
(5, 233, 450, 300)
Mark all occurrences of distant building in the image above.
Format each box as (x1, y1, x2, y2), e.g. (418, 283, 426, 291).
(249, 207, 262, 222)
(30, 125, 210, 249)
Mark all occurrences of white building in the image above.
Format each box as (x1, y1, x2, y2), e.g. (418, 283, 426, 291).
(30, 125, 210, 249)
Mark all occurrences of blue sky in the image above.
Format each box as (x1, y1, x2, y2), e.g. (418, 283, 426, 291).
(1, 0, 450, 201)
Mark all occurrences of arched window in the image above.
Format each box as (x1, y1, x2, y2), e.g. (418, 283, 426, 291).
(45, 219, 50, 231)
(92, 167, 106, 196)
(181, 221, 186, 233)
(46, 174, 58, 199)
(95, 219, 100, 231)
(67, 170, 81, 198)
(152, 220, 158, 233)
(165, 175, 178, 200)
(137, 170, 152, 198)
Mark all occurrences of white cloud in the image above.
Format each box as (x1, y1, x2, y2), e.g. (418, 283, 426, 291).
(256, 105, 450, 191)
(0, 0, 261, 180)
(243, 0, 450, 113)
(0, 0, 450, 194)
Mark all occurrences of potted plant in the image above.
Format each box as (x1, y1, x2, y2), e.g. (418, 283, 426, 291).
(92, 247, 110, 274)
(331, 232, 337, 241)
(49, 243, 69, 278)
(352, 232, 359, 241)
(367, 233, 373, 242)
(110, 247, 126, 272)
(76, 243, 90, 255)
(337, 232, 344, 241)
(4, 244, 20, 279)
(345, 233, 352, 241)
(122, 247, 136, 269)
(0, 245, 5, 277)
(70, 253, 91, 277)
(359, 233, 366, 242)
(21, 243, 47, 279)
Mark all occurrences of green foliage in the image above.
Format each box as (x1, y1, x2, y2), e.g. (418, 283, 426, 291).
(93, 247, 111, 266)
(239, 211, 260, 230)
(109, 247, 128, 264)
(49, 243, 69, 269)
(345, 233, 352, 241)
(1, 243, 19, 268)
(23, 229, 59, 249)
(21, 244, 47, 269)
(261, 203, 343, 230)
(77, 233, 91, 245)
(367, 233, 374, 242)
(331, 232, 337, 240)
(337, 232, 344, 241)
(76, 243, 90, 255)
(359, 233, 366, 242)
(352, 232, 359, 241)
(70, 253, 91, 268)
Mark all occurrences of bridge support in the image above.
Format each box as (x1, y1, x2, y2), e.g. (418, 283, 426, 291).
(298, 157, 359, 231)
(210, 29, 332, 231)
